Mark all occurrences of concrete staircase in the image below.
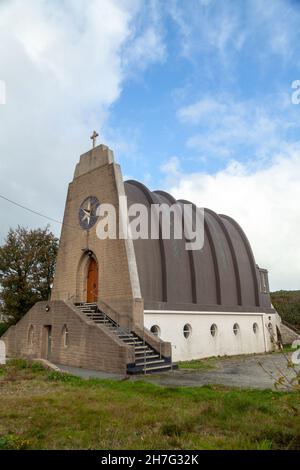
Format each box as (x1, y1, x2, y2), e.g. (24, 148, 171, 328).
(75, 302, 173, 374)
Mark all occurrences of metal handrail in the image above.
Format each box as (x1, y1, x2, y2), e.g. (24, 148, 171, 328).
(93, 301, 150, 371)
(85, 293, 136, 342)
(77, 294, 170, 372)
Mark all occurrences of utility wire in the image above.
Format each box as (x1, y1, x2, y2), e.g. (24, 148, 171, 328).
(0, 193, 80, 231)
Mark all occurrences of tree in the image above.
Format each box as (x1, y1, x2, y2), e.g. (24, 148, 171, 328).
(271, 290, 300, 330)
(0, 226, 59, 325)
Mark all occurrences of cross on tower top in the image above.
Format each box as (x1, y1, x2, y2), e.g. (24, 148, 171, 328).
(90, 130, 99, 149)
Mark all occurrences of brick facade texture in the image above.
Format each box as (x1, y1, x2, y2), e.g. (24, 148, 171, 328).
(51, 154, 135, 317)
(3, 301, 135, 374)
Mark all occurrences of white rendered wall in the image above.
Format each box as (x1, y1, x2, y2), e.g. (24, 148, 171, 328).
(0, 340, 6, 365)
(144, 311, 280, 362)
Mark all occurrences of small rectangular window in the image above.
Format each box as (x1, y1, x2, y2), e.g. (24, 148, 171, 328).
(260, 271, 269, 293)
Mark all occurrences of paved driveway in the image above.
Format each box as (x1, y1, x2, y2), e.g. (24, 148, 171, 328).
(56, 352, 300, 390)
(143, 353, 300, 390)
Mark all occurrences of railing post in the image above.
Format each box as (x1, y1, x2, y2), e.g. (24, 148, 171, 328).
(144, 328, 147, 374)
(171, 345, 175, 372)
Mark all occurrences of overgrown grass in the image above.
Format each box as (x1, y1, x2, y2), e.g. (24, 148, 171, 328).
(0, 359, 299, 450)
(178, 357, 216, 370)
(279, 344, 300, 353)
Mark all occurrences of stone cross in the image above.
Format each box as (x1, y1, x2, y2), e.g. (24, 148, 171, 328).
(90, 130, 99, 149)
(0, 340, 6, 365)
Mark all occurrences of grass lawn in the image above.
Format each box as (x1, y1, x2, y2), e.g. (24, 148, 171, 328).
(0, 359, 300, 450)
(178, 357, 217, 370)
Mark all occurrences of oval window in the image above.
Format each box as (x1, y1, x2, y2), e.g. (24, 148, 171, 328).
(183, 324, 192, 339)
(233, 323, 240, 336)
(210, 324, 218, 337)
(150, 325, 160, 337)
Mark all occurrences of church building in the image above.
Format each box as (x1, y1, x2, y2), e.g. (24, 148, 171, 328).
(3, 141, 283, 374)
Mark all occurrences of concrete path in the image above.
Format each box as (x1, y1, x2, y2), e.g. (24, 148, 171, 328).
(55, 352, 300, 390)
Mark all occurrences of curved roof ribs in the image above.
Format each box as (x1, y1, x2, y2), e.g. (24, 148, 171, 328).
(126, 180, 168, 302)
(220, 214, 260, 307)
(178, 199, 222, 305)
(155, 191, 197, 304)
(205, 209, 242, 306)
(125, 179, 262, 309)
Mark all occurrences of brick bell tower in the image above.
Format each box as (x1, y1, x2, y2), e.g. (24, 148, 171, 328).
(51, 137, 143, 326)
(3, 135, 172, 374)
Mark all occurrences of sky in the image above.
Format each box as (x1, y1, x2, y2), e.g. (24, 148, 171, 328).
(0, 0, 300, 291)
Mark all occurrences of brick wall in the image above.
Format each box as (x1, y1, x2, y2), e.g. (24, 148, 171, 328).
(2, 301, 135, 374)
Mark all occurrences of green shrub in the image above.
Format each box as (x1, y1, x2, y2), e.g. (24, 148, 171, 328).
(271, 290, 300, 328)
(47, 371, 83, 385)
(30, 361, 46, 372)
(6, 358, 46, 373)
(7, 358, 29, 369)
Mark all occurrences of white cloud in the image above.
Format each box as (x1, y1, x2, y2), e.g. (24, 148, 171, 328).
(177, 95, 297, 161)
(122, 0, 166, 72)
(0, 0, 164, 239)
(123, 27, 166, 70)
(160, 156, 181, 175)
(177, 98, 226, 124)
(162, 146, 300, 291)
(169, 0, 300, 63)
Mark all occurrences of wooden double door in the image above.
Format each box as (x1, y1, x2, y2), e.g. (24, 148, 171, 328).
(87, 258, 98, 303)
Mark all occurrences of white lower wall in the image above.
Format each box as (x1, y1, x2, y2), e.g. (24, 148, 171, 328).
(144, 310, 280, 362)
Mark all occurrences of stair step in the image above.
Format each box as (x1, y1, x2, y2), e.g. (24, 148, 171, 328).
(123, 338, 142, 342)
(136, 354, 160, 360)
(137, 359, 165, 365)
(142, 364, 171, 372)
(122, 337, 141, 341)
(86, 312, 105, 320)
(75, 303, 174, 375)
(125, 341, 143, 345)
(136, 353, 160, 359)
(135, 348, 153, 353)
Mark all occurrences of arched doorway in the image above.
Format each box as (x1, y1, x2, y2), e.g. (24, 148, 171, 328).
(86, 257, 98, 303)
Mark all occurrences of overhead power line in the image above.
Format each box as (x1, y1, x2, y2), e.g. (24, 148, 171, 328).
(0, 193, 79, 231)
